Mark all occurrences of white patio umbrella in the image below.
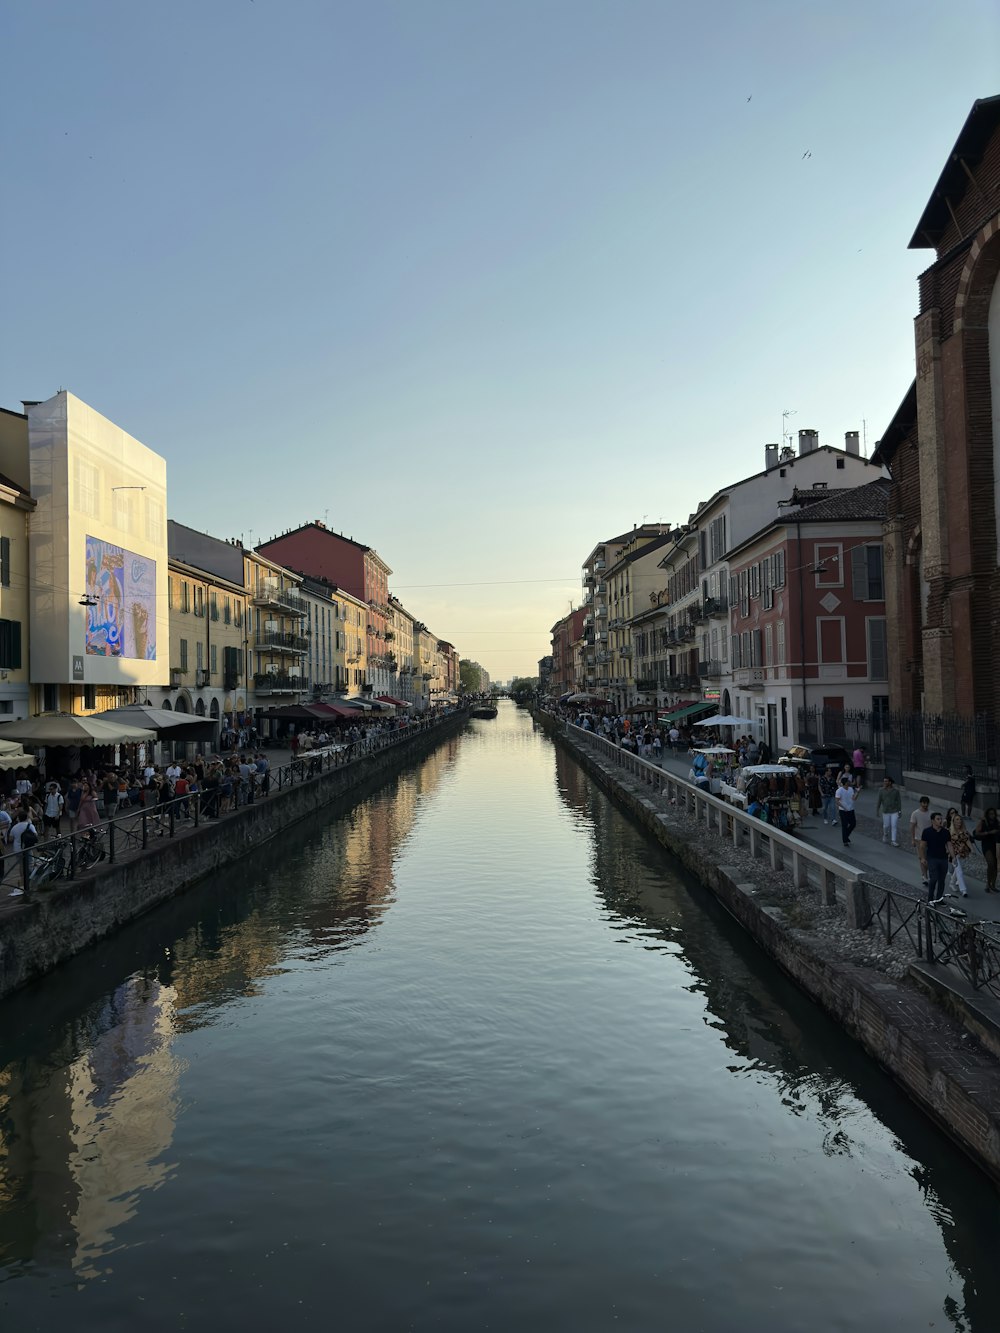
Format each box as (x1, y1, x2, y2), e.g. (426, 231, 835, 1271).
(0, 713, 155, 746)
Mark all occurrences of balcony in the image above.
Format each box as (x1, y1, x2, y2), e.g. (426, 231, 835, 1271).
(698, 659, 724, 677)
(256, 630, 309, 654)
(252, 580, 306, 616)
(223, 672, 243, 691)
(594, 559, 606, 572)
(620, 645, 632, 657)
(703, 597, 727, 617)
(253, 672, 309, 694)
(734, 667, 765, 688)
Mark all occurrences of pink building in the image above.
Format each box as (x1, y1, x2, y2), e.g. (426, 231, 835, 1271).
(724, 481, 889, 753)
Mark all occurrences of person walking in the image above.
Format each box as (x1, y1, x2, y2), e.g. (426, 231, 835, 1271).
(852, 744, 867, 792)
(922, 813, 951, 903)
(961, 765, 976, 820)
(42, 781, 65, 840)
(819, 765, 838, 825)
(876, 776, 902, 846)
(910, 795, 932, 887)
(947, 808, 973, 897)
(975, 808, 1000, 893)
(835, 775, 857, 847)
(77, 782, 101, 831)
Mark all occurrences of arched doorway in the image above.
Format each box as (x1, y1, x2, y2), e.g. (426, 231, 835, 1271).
(722, 689, 732, 715)
(195, 698, 206, 716)
(162, 698, 172, 711)
(210, 698, 220, 720)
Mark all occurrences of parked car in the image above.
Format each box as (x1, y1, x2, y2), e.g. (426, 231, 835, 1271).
(778, 743, 852, 773)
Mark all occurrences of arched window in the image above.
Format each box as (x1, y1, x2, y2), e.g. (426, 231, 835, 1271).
(210, 698, 220, 719)
(195, 698, 206, 716)
(162, 698, 172, 711)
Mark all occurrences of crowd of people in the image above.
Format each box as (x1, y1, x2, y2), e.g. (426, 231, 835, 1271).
(555, 704, 998, 907)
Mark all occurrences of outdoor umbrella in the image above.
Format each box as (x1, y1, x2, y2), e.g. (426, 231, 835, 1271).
(0, 713, 156, 746)
(94, 703, 217, 741)
(566, 693, 610, 704)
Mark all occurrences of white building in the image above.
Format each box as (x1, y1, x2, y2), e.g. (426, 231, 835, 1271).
(26, 392, 169, 712)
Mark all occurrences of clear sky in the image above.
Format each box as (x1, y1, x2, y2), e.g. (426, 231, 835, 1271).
(2, 1, 997, 680)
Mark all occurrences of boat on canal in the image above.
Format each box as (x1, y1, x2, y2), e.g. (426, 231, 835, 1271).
(470, 703, 498, 719)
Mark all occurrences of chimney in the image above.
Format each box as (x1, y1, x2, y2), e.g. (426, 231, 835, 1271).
(798, 428, 819, 455)
(764, 442, 779, 470)
(844, 430, 860, 456)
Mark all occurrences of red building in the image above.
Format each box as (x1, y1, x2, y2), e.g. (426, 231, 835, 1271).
(257, 522, 392, 691)
(549, 608, 585, 698)
(725, 482, 889, 753)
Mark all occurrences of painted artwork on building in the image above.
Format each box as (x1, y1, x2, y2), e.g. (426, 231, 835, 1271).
(85, 535, 157, 659)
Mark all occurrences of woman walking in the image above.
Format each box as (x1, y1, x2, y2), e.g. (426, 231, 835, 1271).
(975, 808, 1000, 893)
(946, 807, 973, 897)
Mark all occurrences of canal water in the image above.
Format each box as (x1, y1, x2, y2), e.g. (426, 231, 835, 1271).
(1, 703, 998, 1331)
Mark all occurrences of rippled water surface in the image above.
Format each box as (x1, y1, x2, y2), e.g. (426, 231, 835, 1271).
(1, 702, 999, 1331)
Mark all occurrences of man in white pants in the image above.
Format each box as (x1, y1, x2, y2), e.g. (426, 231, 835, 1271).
(876, 775, 902, 846)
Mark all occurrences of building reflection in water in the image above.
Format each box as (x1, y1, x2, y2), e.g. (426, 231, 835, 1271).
(0, 739, 459, 1281)
(552, 744, 1000, 1333)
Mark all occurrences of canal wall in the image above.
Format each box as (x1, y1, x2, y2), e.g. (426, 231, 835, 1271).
(537, 711, 1000, 1187)
(0, 714, 468, 1000)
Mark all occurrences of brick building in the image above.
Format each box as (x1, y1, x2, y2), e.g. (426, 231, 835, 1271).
(874, 95, 1000, 719)
(256, 522, 393, 697)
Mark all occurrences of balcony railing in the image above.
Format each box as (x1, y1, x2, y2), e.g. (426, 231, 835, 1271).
(253, 672, 309, 693)
(698, 659, 724, 677)
(256, 630, 309, 654)
(703, 597, 727, 617)
(253, 581, 306, 616)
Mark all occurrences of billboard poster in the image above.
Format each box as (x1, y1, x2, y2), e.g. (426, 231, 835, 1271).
(85, 535, 157, 659)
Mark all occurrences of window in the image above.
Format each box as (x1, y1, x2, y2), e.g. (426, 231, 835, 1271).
(43, 683, 59, 711)
(181, 581, 190, 613)
(0, 619, 21, 669)
(776, 619, 786, 665)
(210, 592, 219, 622)
(781, 696, 788, 737)
(0, 700, 12, 715)
(193, 586, 205, 617)
(210, 644, 217, 675)
(197, 642, 204, 671)
(0, 537, 9, 588)
(179, 638, 189, 671)
(144, 496, 164, 546)
(234, 601, 243, 628)
(851, 544, 884, 601)
(815, 543, 843, 586)
(709, 515, 727, 564)
(224, 597, 232, 625)
(774, 550, 786, 587)
(867, 618, 888, 680)
(764, 623, 773, 666)
(83, 684, 96, 709)
(836, 458, 845, 470)
(73, 457, 100, 517)
(113, 488, 134, 533)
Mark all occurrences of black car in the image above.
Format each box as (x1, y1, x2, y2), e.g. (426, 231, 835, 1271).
(779, 743, 852, 773)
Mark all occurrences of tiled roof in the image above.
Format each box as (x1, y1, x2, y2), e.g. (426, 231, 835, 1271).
(788, 479, 890, 523)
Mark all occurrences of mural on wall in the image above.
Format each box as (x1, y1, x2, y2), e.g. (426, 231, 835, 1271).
(85, 535, 156, 659)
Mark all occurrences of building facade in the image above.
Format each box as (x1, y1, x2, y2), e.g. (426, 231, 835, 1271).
(875, 96, 1000, 720)
(25, 392, 169, 715)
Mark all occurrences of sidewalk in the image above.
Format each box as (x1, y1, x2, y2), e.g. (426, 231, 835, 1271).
(651, 747, 1000, 927)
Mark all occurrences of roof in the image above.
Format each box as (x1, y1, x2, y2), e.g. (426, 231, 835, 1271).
(910, 96, 1000, 249)
(692, 444, 878, 525)
(871, 381, 917, 469)
(785, 479, 890, 522)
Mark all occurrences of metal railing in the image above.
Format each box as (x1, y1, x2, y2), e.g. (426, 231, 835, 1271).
(558, 718, 860, 905)
(0, 712, 462, 901)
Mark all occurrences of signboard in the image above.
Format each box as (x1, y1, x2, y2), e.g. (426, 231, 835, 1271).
(85, 535, 157, 659)
(703, 689, 721, 701)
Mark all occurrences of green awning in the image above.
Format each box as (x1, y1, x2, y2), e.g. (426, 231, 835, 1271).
(658, 700, 716, 724)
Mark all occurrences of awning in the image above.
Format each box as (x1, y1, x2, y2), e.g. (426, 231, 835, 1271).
(658, 700, 716, 724)
(376, 694, 410, 708)
(256, 704, 318, 721)
(307, 702, 358, 720)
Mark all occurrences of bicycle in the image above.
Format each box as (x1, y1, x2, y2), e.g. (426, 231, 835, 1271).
(76, 828, 107, 870)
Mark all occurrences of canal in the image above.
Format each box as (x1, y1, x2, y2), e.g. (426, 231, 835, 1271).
(1, 701, 998, 1331)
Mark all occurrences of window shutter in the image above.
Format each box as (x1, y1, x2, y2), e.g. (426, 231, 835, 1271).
(867, 618, 888, 681)
(867, 545, 884, 600)
(0, 537, 9, 588)
(851, 545, 867, 600)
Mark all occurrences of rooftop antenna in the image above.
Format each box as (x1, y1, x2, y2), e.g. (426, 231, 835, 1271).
(782, 409, 797, 450)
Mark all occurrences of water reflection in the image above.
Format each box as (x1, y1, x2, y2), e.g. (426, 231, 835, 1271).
(1, 711, 999, 1333)
(553, 741, 1000, 1330)
(0, 739, 460, 1281)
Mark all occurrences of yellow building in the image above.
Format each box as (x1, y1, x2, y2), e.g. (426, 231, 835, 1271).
(158, 560, 249, 735)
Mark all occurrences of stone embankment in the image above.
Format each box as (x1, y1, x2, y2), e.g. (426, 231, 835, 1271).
(0, 713, 468, 1000)
(538, 711, 1000, 1186)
